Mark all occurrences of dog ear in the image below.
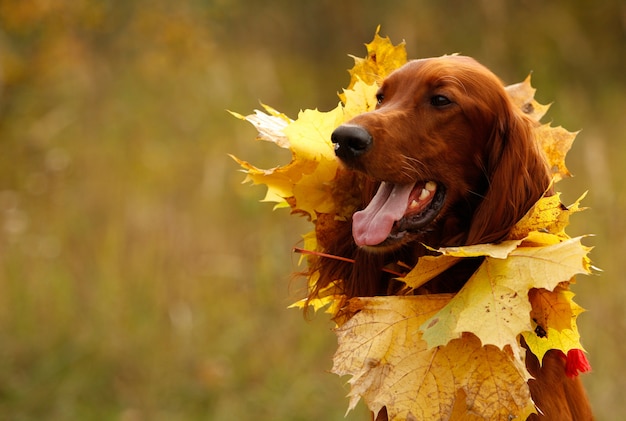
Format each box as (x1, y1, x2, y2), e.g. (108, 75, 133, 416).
(467, 105, 551, 245)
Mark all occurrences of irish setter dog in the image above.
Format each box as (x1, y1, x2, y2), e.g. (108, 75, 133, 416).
(315, 56, 593, 420)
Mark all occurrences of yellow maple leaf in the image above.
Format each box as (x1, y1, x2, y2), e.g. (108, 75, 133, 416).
(521, 328, 583, 365)
(433, 239, 524, 258)
(282, 105, 349, 217)
(535, 124, 578, 181)
(298, 230, 318, 265)
(402, 255, 461, 290)
(504, 76, 577, 182)
(520, 287, 586, 362)
(282, 106, 342, 163)
(229, 153, 315, 208)
(529, 287, 584, 332)
(505, 75, 551, 122)
(332, 296, 535, 420)
(231, 105, 343, 218)
(291, 151, 339, 216)
(421, 237, 590, 351)
(229, 103, 292, 148)
(232, 28, 405, 220)
(289, 277, 344, 315)
(509, 192, 587, 240)
(341, 77, 379, 121)
(339, 26, 407, 104)
(401, 240, 522, 292)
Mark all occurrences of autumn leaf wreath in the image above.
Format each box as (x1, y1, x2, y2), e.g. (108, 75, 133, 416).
(231, 28, 593, 420)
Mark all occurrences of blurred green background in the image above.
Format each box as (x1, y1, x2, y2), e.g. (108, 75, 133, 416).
(0, 1, 624, 420)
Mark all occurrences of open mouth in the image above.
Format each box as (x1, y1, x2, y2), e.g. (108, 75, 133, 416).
(352, 180, 446, 247)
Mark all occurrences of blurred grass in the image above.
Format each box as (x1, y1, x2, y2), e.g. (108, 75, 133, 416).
(0, 1, 624, 420)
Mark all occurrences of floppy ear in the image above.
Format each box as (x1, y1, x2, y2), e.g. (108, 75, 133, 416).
(467, 105, 552, 245)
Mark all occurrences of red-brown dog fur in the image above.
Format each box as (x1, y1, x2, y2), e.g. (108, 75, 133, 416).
(310, 56, 593, 420)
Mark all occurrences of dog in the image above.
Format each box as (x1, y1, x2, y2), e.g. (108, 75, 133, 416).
(308, 56, 594, 420)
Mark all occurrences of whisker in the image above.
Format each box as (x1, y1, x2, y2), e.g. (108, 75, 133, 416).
(466, 189, 486, 199)
(400, 155, 427, 180)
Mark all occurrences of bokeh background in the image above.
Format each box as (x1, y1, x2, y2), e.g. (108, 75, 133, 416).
(0, 1, 624, 420)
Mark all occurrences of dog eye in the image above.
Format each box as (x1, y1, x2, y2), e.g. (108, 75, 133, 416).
(376, 93, 384, 105)
(430, 95, 452, 107)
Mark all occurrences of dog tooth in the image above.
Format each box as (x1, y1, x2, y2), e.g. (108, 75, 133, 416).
(425, 181, 437, 191)
(409, 200, 419, 209)
(418, 189, 429, 200)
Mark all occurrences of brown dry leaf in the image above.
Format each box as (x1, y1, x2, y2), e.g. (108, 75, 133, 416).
(332, 296, 535, 420)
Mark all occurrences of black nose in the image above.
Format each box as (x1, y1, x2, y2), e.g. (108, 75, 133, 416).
(330, 124, 373, 162)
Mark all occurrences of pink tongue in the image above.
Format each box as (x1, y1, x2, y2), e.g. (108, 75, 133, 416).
(352, 181, 415, 246)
